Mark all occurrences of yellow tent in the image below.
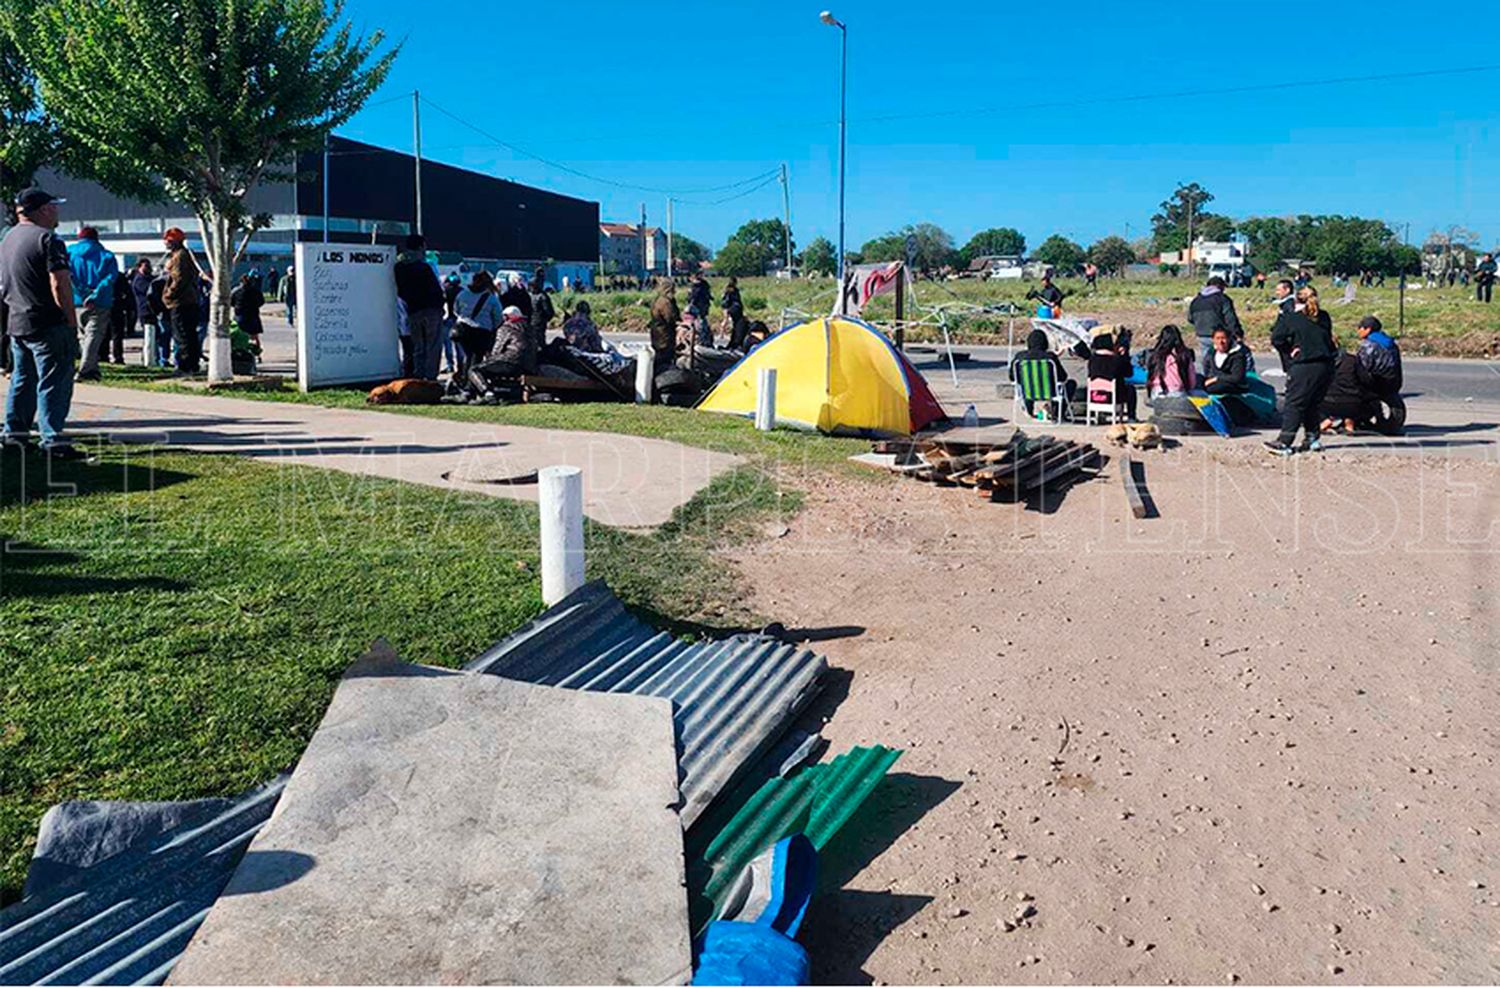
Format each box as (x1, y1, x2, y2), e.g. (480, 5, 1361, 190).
(697, 316, 946, 436)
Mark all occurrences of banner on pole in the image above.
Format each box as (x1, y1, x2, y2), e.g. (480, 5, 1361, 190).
(836, 261, 905, 317)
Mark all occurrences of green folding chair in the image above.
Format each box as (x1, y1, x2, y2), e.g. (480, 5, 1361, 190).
(1011, 357, 1070, 423)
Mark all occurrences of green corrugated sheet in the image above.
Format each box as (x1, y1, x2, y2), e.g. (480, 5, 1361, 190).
(685, 745, 901, 933)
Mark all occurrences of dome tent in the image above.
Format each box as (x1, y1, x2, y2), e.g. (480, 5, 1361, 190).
(697, 316, 946, 437)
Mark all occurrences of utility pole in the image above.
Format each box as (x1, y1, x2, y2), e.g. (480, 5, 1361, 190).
(639, 201, 648, 280)
(780, 163, 793, 274)
(412, 90, 424, 237)
(667, 197, 674, 279)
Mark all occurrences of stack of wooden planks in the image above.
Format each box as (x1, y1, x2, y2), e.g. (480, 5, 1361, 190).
(871, 431, 1102, 499)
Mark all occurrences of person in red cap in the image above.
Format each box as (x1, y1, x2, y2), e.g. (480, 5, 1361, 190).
(161, 227, 203, 374)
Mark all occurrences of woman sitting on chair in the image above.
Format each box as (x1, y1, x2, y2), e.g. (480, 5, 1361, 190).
(1085, 332, 1138, 420)
(1009, 328, 1075, 417)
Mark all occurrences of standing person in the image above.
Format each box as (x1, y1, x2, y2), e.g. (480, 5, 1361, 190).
(264, 265, 280, 299)
(1187, 276, 1242, 363)
(1266, 286, 1336, 455)
(230, 272, 265, 352)
(1026, 271, 1064, 316)
(1476, 253, 1496, 304)
(393, 234, 445, 380)
(281, 263, 297, 326)
(161, 227, 203, 374)
(500, 272, 531, 317)
(648, 278, 680, 369)
(67, 226, 118, 382)
(130, 260, 164, 367)
(527, 266, 555, 357)
(1084, 261, 1099, 289)
(1354, 315, 1405, 434)
(1, 187, 87, 459)
(452, 270, 502, 381)
(721, 276, 748, 349)
(441, 272, 461, 375)
(687, 270, 711, 329)
(109, 267, 133, 364)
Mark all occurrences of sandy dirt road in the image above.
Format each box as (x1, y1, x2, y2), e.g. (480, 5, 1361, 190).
(735, 441, 1499, 984)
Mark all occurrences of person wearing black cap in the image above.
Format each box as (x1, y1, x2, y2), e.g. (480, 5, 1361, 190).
(0, 187, 87, 459)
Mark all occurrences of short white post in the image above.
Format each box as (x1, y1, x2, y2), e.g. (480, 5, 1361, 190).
(755, 367, 777, 431)
(539, 466, 585, 606)
(142, 322, 156, 368)
(634, 345, 654, 404)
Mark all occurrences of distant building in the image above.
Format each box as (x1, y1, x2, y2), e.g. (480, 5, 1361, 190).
(965, 254, 1024, 280)
(643, 228, 668, 276)
(600, 223, 645, 277)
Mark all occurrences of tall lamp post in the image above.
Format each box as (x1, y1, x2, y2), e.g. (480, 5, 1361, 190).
(820, 10, 847, 304)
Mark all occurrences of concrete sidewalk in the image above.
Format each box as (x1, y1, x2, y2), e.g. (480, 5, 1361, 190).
(67, 385, 741, 529)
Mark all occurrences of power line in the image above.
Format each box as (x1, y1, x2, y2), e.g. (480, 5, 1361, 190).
(675, 172, 782, 207)
(417, 94, 779, 197)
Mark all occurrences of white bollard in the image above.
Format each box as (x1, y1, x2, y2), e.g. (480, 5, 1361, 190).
(634, 345, 654, 404)
(539, 465, 585, 605)
(142, 322, 156, 367)
(755, 367, 777, 431)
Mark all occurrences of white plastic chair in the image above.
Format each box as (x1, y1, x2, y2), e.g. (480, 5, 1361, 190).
(1086, 377, 1128, 425)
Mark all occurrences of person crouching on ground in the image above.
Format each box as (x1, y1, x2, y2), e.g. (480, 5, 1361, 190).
(1354, 315, 1404, 434)
(1266, 286, 1336, 455)
(1145, 324, 1196, 398)
(468, 304, 532, 395)
(1085, 331, 1138, 420)
(1317, 347, 1383, 436)
(1201, 326, 1250, 395)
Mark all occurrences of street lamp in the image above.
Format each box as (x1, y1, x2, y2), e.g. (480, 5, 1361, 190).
(820, 10, 847, 304)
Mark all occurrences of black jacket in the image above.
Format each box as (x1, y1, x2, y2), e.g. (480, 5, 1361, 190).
(1270, 310, 1335, 364)
(688, 279, 711, 315)
(394, 255, 444, 312)
(500, 283, 531, 317)
(1187, 288, 1242, 339)
(722, 286, 744, 320)
(1086, 349, 1133, 383)
(1200, 344, 1249, 393)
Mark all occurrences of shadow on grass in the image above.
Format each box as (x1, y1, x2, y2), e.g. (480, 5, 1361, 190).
(0, 539, 190, 598)
(0, 449, 197, 508)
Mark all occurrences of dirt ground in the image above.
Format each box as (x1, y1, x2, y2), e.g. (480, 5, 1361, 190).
(733, 440, 1499, 985)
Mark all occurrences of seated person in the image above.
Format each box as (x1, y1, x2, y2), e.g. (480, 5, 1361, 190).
(469, 304, 534, 392)
(1145, 324, 1197, 398)
(743, 320, 771, 350)
(1084, 332, 1138, 420)
(1318, 349, 1382, 435)
(1201, 326, 1250, 395)
(1354, 315, 1404, 434)
(1009, 328, 1075, 416)
(562, 300, 603, 353)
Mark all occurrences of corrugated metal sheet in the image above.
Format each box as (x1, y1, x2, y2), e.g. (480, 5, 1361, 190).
(0, 778, 285, 986)
(465, 580, 828, 828)
(684, 745, 901, 933)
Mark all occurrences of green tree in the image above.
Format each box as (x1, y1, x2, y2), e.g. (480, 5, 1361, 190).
(712, 240, 765, 277)
(1151, 182, 1233, 255)
(9, 0, 396, 382)
(859, 223, 955, 274)
(0, 31, 56, 220)
(1086, 236, 1136, 275)
(671, 233, 710, 271)
(722, 218, 791, 275)
(958, 227, 1025, 267)
(859, 233, 906, 263)
(1033, 234, 1086, 273)
(801, 235, 836, 276)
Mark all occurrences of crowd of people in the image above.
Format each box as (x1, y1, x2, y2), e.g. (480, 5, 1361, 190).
(1010, 272, 1407, 453)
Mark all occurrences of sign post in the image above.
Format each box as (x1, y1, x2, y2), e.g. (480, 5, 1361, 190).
(295, 242, 401, 391)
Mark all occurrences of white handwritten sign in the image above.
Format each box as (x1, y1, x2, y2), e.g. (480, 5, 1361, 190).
(295, 242, 400, 391)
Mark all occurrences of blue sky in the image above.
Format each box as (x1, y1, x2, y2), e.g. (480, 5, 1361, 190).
(339, 0, 1498, 255)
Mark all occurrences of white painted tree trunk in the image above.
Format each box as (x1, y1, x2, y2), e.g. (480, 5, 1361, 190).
(199, 210, 236, 384)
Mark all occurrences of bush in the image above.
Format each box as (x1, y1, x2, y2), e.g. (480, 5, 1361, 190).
(743, 294, 768, 312)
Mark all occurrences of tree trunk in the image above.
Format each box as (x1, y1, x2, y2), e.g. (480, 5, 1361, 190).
(199, 209, 236, 383)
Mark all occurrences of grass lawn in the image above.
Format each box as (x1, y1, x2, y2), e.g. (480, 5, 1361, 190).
(0, 446, 790, 902)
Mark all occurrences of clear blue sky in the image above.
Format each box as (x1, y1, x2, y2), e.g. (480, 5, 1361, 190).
(338, 0, 1499, 255)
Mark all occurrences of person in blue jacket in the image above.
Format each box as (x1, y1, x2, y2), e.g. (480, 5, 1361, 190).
(67, 226, 118, 381)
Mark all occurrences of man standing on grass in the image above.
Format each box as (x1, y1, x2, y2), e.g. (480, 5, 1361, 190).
(394, 234, 446, 379)
(1, 187, 88, 460)
(1188, 275, 1242, 364)
(1476, 253, 1495, 304)
(161, 227, 203, 374)
(67, 225, 119, 382)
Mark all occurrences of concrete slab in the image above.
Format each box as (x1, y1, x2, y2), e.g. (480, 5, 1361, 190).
(169, 645, 691, 986)
(68, 384, 741, 529)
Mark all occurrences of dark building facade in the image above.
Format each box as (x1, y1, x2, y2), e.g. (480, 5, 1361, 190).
(32, 136, 599, 270)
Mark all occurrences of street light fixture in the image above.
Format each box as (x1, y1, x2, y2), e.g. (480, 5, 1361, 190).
(820, 10, 847, 306)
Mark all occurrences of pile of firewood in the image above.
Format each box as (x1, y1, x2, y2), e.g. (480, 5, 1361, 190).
(871, 432, 1102, 499)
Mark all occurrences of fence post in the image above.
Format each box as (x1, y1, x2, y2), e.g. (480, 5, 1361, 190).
(755, 367, 777, 431)
(539, 466, 585, 605)
(634, 346, 654, 404)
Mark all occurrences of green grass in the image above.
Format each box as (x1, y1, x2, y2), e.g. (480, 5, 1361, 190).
(0, 447, 794, 901)
(93, 364, 873, 474)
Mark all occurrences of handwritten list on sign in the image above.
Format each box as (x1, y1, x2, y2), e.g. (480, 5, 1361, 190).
(295, 242, 400, 391)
